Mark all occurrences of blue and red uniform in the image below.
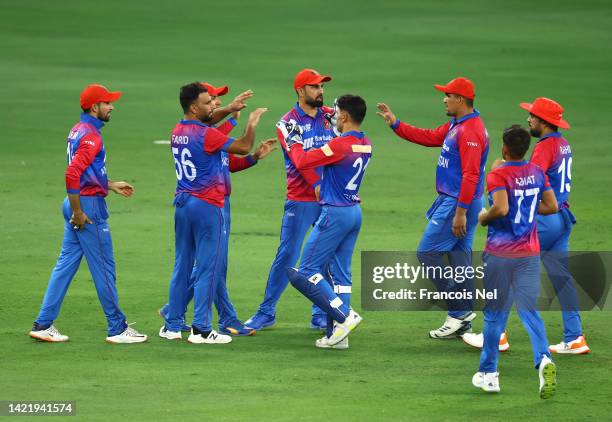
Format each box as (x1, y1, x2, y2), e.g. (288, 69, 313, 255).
(164, 119, 234, 333)
(479, 161, 553, 373)
(34, 112, 128, 336)
(287, 131, 372, 327)
(530, 132, 582, 342)
(251, 103, 336, 322)
(161, 117, 257, 332)
(390, 110, 489, 317)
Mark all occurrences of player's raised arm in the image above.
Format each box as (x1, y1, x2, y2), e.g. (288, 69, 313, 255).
(377, 102, 447, 147)
(228, 139, 277, 172)
(225, 108, 267, 155)
(209, 89, 254, 125)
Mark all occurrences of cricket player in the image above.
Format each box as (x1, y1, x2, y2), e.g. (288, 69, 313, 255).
(377, 77, 489, 338)
(29, 84, 148, 344)
(159, 82, 276, 338)
(472, 125, 558, 398)
(522, 97, 589, 354)
(246, 69, 337, 331)
(162, 82, 271, 344)
(285, 94, 370, 349)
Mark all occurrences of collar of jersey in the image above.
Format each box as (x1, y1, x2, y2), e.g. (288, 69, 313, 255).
(502, 160, 527, 167)
(341, 130, 365, 139)
(450, 109, 480, 127)
(294, 102, 322, 119)
(538, 131, 562, 142)
(80, 112, 105, 131)
(180, 119, 209, 127)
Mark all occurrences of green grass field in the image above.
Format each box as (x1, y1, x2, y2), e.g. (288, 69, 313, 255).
(1, 0, 612, 420)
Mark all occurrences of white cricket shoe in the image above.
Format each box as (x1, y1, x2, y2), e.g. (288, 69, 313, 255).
(549, 335, 590, 355)
(188, 329, 232, 344)
(429, 312, 476, 339)
(29, 325, 69, 342)
(106, 324, 148, 344)
(472, 372, 500, 393)
(315, 335, 349, 350)
(328, 310, 362, 346)
(158, 326, 182, 340)
(538, 356, 557, 399)
(462, 332, 510, 352)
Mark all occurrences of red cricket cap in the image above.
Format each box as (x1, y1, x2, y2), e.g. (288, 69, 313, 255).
(520, 97, 570, 129)
(201, 82, 229, 96)
(434, 77, 475, 100)
(80, 84, 122, 109)
(294, 68, 332, 90)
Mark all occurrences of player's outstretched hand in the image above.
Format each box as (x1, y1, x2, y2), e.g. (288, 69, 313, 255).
(69, 210, 92, 231)
(253, 139, 277, 160)
(376, 103, 397, 126)
(229, 90, 254, 112)
(109, 181, 134, 197)
(248, 108, 268, 127)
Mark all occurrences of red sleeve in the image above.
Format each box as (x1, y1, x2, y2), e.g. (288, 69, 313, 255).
(486, 170, 505, 194)
(457, 127, 485, 208)
(288, 137, 346, 170)
(276, 126, 320, 186)
(65, 134, 102, 193)
(204, 127, 234, 154)
(391, 120, 449, 147)
(216, 118, 237, 135)
(530, 141, 554, 172)
(229, 153, 256, 172)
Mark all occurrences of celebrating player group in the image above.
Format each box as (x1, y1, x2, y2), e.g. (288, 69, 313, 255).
(28, 67, 586, 400)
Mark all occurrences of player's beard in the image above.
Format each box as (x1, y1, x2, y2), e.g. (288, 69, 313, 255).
(306, 96, 324, 108)
(529, 127, 541, 138)
(98, 111, 111, 122)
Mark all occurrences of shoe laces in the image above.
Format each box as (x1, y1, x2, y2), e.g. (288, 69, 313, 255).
(47, 325, 62, 336)
(123, 323, 142, 337)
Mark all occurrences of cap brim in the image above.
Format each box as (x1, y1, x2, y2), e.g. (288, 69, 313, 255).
(519, 102, 533, 112)
(557, 119, 570, 130)
(214, 85, 229, 96)
(433, 84, 448, 94)
(103, 91, 122, 103)
(309, 75, 332, 85)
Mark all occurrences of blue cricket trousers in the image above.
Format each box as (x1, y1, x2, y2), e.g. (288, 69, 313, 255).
(257, 200, 323, 317)
(35, 197, 127, 336)
(166, 193, 224, 332)
(417, 194, 482, 318)
(479, 254, 551, 373)
(298, 204, 362, 311)
(161, 196, 237, 327)
(537, 209, 582, 342)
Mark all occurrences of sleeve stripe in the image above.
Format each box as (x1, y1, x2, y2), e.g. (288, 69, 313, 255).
(351, 144, 372, 153)
(321, 144, 333, 156)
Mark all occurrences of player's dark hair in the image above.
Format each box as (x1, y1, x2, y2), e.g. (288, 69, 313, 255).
(502, 125, 531, 159)
(180, 82, 207, 113)
(336, 94, 366, 124)
(464, 97, 474, 108)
